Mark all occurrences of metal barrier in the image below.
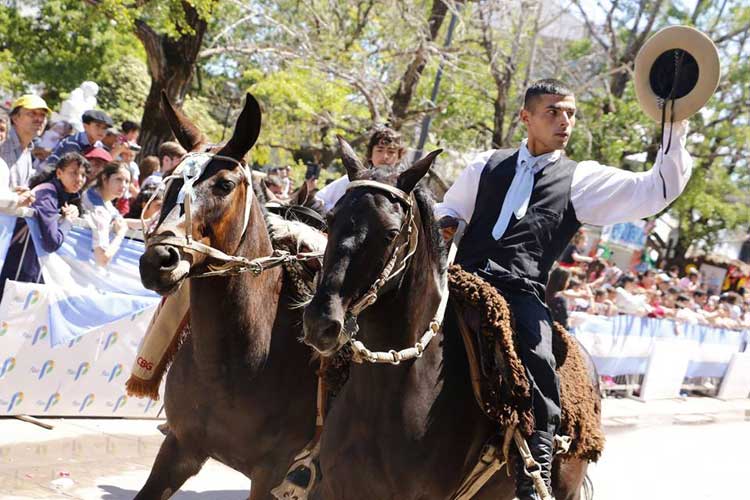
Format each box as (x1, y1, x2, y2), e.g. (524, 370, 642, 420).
(572, 313, 750, 400)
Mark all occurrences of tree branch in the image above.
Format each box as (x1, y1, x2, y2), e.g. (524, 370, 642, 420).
(572, 0, 610, 51)
(714, 22, 750, 44)
(198, 45, 296, 59)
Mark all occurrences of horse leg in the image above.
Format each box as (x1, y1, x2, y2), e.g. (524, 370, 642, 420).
(134, 431, 207, 500)
(552, 458, 589, 500)
(250, 460, 303, 500)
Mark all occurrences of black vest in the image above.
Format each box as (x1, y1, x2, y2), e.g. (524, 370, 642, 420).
(456, 149, 581, 299)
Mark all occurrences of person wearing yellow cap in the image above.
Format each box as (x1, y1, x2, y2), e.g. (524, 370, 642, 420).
(0, 94, 50, 190)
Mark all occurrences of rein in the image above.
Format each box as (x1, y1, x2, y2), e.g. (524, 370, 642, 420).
(340, 180, 451, 365)
(143, 152, 323, 278)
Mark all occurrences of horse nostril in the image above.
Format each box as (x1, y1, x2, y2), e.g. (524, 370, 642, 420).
(321, 319, 342, 344)
(159, 246, 181, 272)
(304, 316, 343, 353)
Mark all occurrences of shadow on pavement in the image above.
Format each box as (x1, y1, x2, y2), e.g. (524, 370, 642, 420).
(99, 484, 249, 499)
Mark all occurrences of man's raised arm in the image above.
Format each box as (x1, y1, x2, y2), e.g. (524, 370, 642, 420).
(571, 121, 692, 225)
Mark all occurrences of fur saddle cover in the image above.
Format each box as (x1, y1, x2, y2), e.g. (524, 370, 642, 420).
(447, 265, 605, 462)
(266, 213, 327, 299)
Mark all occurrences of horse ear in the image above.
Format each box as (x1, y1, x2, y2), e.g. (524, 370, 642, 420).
(336, 135, 367, 181)
(397, 149, 443, 193)
(160, 91, 206, 152)
(220, 93, 262, 161)
(260, 178, 280, 203)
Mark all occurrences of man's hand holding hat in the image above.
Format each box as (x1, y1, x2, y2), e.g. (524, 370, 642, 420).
(634, 26, 720, 123)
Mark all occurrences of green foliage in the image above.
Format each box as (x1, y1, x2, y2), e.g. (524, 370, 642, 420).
(182, 94, 224, 144)
(97, 56, 150, 125)
(1, 0, 747, 254)
(245, 64, 371, 163)
(567, 85, 653, 168)
(0, 0, 142, 104)
(0, 48, 21, 92)
(95, 0, 219, 38)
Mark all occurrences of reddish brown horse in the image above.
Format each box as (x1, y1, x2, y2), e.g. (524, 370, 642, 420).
(135, 93, 318, 499)
(302, 139, 593, 499)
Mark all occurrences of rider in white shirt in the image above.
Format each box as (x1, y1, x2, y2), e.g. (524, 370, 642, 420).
(315, 127, 406, 212)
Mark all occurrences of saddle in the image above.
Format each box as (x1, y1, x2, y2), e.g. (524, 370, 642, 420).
(447, 265, 605, 461)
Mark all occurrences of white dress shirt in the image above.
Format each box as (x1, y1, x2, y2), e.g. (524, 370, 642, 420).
(436, 120, 692, 228)
(315, 175, 352, 213)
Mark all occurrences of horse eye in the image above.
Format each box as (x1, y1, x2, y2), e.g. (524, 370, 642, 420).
(386, 228, 400, 241)
(215, 179, 236, 194)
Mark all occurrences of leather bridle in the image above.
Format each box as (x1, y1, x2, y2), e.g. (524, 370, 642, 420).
(336, 180, 449, 365)
(142, 152, 321, 279)
(344, 180, 419, 318)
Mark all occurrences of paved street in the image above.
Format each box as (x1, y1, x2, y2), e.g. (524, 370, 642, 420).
(1, 398, 748, 499)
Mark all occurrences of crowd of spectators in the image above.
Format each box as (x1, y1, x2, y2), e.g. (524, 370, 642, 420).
(3, 93, 750, 334)
(263, 161, 328, 202)
(0, 92, 328, 302)
(0, 94, 185, 299)
(547, 231, 750, 331)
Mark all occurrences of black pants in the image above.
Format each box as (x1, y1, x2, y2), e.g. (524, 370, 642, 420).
(466, 263, 561, 434)
(502, 292, 560, 434)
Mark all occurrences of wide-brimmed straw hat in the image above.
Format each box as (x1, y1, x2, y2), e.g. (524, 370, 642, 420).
(634, 25, 720, 122)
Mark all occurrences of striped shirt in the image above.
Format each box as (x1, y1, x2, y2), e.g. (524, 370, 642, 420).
(45, 131, 101, 169)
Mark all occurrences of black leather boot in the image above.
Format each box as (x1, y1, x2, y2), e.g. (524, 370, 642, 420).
(512, 430, 553, 500)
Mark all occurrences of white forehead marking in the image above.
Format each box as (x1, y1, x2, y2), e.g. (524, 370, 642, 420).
(177, 153, 214, 204)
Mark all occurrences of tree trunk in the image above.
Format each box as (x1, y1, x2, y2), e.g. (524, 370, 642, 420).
(389, 0, 449, 128)
(666, 235, 691, 271)
(135, 2, 208, 157)
(491, 93, 506, 148)
(609, 69, 630, 100)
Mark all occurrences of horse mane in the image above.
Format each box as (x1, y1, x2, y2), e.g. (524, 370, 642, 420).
(369, 167, 447, 275)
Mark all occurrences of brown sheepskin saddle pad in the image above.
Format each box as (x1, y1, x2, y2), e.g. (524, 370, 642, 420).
(266, 213, 327, 298)
(447, 265, 605, 462)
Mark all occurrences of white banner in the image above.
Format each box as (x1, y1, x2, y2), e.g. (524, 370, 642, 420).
(572, 313, 749, 378)
(0, 280, 161, 417)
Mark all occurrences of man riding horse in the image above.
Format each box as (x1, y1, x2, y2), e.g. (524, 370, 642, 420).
(436, 78, 692, 499)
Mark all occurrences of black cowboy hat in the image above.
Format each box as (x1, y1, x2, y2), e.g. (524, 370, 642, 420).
(634, 26, 720, 122)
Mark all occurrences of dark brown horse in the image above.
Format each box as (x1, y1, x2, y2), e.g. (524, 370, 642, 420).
(302, 139, 591, 499)
(135, 94, 318, 499)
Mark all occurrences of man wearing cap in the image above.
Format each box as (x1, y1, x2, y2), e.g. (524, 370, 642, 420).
(437, 78, 693, 499)
(45, 109, 113, 169)
(0, 94, 50, 189)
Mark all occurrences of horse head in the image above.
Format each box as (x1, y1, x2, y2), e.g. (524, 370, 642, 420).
(303, 136, 441, 355)
(139, 91, 262, 295)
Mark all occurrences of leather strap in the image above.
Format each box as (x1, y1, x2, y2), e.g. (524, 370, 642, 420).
(346, 180, 412, 207)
